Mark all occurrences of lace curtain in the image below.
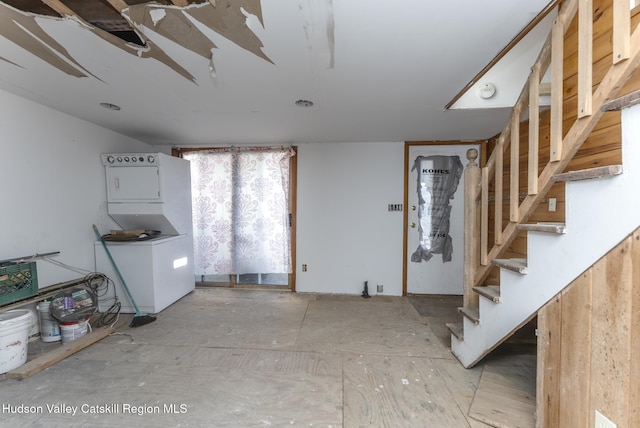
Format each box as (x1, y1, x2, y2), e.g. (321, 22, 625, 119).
(183, 147, 295, 276)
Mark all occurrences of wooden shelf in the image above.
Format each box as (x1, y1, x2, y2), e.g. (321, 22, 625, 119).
(551, 165, 623, 182)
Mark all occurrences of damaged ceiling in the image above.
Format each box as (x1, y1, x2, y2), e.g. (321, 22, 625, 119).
(0, 0, 552, 145)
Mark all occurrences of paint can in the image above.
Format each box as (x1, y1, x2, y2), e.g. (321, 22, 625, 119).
(37, 301, 61, 343)
(59, 318, 89, 345)
(0, 309, 33, 374)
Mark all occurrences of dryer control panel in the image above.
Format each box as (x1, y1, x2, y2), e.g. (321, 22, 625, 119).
(101, 153, 158, 166)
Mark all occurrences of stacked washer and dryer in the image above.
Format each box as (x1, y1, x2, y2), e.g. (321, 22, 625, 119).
(94, 153, 195, 314)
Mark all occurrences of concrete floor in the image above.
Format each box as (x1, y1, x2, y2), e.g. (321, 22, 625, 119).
(0, 288, 524, 427)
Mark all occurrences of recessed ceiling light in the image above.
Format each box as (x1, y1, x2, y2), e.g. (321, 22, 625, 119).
(99, 102, 121, 111)
(295, 99, 314, 107)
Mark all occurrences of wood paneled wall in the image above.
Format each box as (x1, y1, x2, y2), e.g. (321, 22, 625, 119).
(536, 228, 640, 428)
(533, 4, 640, 426)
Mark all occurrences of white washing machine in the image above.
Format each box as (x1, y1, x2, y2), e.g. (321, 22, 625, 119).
(95, 235, 194, 314)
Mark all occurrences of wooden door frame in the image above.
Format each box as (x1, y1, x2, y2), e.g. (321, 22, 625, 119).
(402, 140, 487, 296)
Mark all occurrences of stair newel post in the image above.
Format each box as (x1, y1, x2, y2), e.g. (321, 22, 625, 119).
(464, 148, 481, 310)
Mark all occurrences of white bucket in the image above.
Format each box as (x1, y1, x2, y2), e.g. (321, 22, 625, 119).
(60, 318, 89, 345)
(0, 309, 33, 374)
(37, 301, 61, 343)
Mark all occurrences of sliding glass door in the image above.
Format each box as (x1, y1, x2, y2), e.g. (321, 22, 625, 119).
(179, 146, 296, 288)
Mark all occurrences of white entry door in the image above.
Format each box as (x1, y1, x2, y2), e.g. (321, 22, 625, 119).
(406, 144, 479, 295)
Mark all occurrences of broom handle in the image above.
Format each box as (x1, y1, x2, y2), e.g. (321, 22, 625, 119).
(92, 225, 142, 314)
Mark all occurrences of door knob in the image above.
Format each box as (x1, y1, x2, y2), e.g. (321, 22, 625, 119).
(411, 205, 416, 211)
(410, 222, 416, 228)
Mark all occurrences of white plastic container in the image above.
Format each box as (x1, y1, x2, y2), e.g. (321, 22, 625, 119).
(37, 301, 61, 343)
(0, 309, 33, 374)
(60, 318, 89, 344)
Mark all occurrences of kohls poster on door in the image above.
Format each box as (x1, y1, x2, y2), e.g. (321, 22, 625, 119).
(410, 155, 463, 263)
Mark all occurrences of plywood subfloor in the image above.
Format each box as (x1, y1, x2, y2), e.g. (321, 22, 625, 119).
(408, 294, 464, 348)
(469, 355, 537, 428)
(1, 288, 515, 427)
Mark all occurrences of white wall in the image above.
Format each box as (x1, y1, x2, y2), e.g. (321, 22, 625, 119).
(0, 90, 152, 287)
(296, 142, 405, 296)
(0, 92, 407, 296)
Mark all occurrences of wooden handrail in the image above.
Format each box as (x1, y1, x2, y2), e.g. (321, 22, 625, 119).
(463, 0, 638, 298)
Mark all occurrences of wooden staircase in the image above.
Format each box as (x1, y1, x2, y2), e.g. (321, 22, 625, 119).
(449, 0, 640, 368)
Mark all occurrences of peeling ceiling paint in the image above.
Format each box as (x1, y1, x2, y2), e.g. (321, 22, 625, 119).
(0, 0, 278, 83)
(184, 1, 273, 64)
(1, 4, 94, 78)
(0, 1, 552, 146)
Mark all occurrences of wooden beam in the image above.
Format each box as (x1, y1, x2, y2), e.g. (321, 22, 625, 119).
(613, 0, 631, 64)
(510, 110, 520, 222)
(578, 0, 593, 118)
(494, 139, 504, 245)
(104, 0, 128, 13)
(630, 228, 640, 428)
(551, 165, 623, 182)
(539, 82, 552, 96)
(528, 64, 541, 195)
(601, 88, 640, 111)
(558, 271, 592, 428)
(6, 328, 115, 380)
(590, 237, 633, 426)
(537, 294, 562, 428)
(172, 0, 190, 6)
(464, 149, 481, 310)
(481, 167, 489, 266)
(40, 0, 76, 17)
(550, 15, 564, 162)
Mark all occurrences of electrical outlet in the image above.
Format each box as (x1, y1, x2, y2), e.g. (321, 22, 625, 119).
(377, 284, 383, 293)
(548, 198, 557, 212)
(302, 264, 307, 272)
(595, 410, 616, 428)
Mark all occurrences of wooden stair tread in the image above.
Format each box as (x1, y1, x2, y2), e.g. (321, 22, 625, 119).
(601, 89, 640, 111)
(551, 165, 622, 182)
(492, 258, 528, 274)
(458, 307, 480, 324)
(516, 222, 566, 234)
(474, 285, 501, 302)
(446, 322, 464, 340)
